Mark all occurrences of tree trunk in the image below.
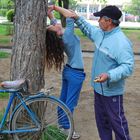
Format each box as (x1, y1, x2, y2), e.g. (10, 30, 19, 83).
(10, 1, 48, 139)
(11, 0, 48, 92)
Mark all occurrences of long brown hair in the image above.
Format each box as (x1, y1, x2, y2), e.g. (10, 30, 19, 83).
(45, 30, 65, 71)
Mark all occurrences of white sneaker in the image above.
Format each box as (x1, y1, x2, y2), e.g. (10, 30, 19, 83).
(72, 131, 80, 139)
(60, 128, 69, 135)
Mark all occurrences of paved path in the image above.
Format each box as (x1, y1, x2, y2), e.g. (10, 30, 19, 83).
(0, 16, 7, 23)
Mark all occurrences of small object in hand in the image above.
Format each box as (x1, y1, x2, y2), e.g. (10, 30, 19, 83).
(94, 77, 101, 82)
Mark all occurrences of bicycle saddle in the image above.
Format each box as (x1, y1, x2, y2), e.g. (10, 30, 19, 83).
(0, 79, 26, 89)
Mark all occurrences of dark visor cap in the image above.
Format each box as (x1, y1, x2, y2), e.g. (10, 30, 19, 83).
(93, 5, 122, 20)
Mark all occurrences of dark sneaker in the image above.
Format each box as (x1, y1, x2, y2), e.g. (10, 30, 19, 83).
(0, 135, 3, 140)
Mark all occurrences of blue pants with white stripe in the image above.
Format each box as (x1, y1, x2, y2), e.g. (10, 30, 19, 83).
(58, 65, 85, 129)
(94, 91, 131, 140)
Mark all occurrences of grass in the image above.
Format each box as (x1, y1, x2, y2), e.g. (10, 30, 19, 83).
(0, 24, 8, 35)
(0, 92, 9, 99)
(122, 29, 140, 40)
(0, 23, 13, 35)
(0, 37, 10, 44)
(0, 23, 140, 55)
(75, 28, 86, 38)
(0, 23, 13, 46)
(0, 109, 4, 121)
(0, 109, 10, 140)
(0, 51, 10, 58)
(75, 28, 140, 40)
(42, 125, 67, 140)
(0, 23, 140, 47)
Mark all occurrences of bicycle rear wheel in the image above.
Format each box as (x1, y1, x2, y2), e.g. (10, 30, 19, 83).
(10, 96, 74, 140)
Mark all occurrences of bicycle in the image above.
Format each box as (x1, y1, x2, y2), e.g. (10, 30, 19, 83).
(0, 79, 74, 140)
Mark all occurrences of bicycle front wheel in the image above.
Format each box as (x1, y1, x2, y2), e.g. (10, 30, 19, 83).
(10, 96, 74, 140)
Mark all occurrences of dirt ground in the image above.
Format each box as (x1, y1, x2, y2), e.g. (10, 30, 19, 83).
(0, 54, 140, 140)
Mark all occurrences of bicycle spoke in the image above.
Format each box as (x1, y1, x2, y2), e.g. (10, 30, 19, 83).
(10, 97, 74, 140)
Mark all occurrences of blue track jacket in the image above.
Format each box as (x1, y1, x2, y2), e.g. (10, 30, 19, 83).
(75, 17, 134, 96)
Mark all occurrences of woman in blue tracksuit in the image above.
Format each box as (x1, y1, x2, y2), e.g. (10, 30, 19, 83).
(46, 8, 86, 139)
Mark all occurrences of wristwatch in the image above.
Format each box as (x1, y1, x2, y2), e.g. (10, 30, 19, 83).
(50, 18, 57, 25)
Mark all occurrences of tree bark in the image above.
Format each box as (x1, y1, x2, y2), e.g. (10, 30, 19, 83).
(11, 0, 48, 92)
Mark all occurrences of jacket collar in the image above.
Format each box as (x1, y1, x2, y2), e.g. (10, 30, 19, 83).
(102, 26, 121, 36)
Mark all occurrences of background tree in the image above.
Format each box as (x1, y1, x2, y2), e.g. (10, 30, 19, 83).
(58, 0, 69, 27)
(69, 0, 78, 10)
(7, 0, 14, 9)
(0, 0, 14, 9)
(0, 0, 14, 16)
(124, 0, 140, 17)
(49, 0, 78, 27)
(96, 0, 107, 10)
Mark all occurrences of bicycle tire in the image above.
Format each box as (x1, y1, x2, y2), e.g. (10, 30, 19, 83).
(10, 96, 74, 140)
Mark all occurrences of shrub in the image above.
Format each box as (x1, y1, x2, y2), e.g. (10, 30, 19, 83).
(6, 9, 14, 22)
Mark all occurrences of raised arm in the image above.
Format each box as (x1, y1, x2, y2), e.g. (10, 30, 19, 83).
(47, 10, 55, 20)
(48, 5, 76, 18)
(47, 11, 57, 25)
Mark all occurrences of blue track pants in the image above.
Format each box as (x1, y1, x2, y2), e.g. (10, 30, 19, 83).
(58, 65, 85, 129)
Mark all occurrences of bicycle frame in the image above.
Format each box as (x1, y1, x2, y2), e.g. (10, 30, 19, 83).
(0, 79, 74, 140)
(0, 89, 44, 134)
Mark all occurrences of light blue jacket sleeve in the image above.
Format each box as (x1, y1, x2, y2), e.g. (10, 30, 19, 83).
(64, 18, 74, 35)
(75, 17, 101, 42)
(108, 39, 134, 82)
